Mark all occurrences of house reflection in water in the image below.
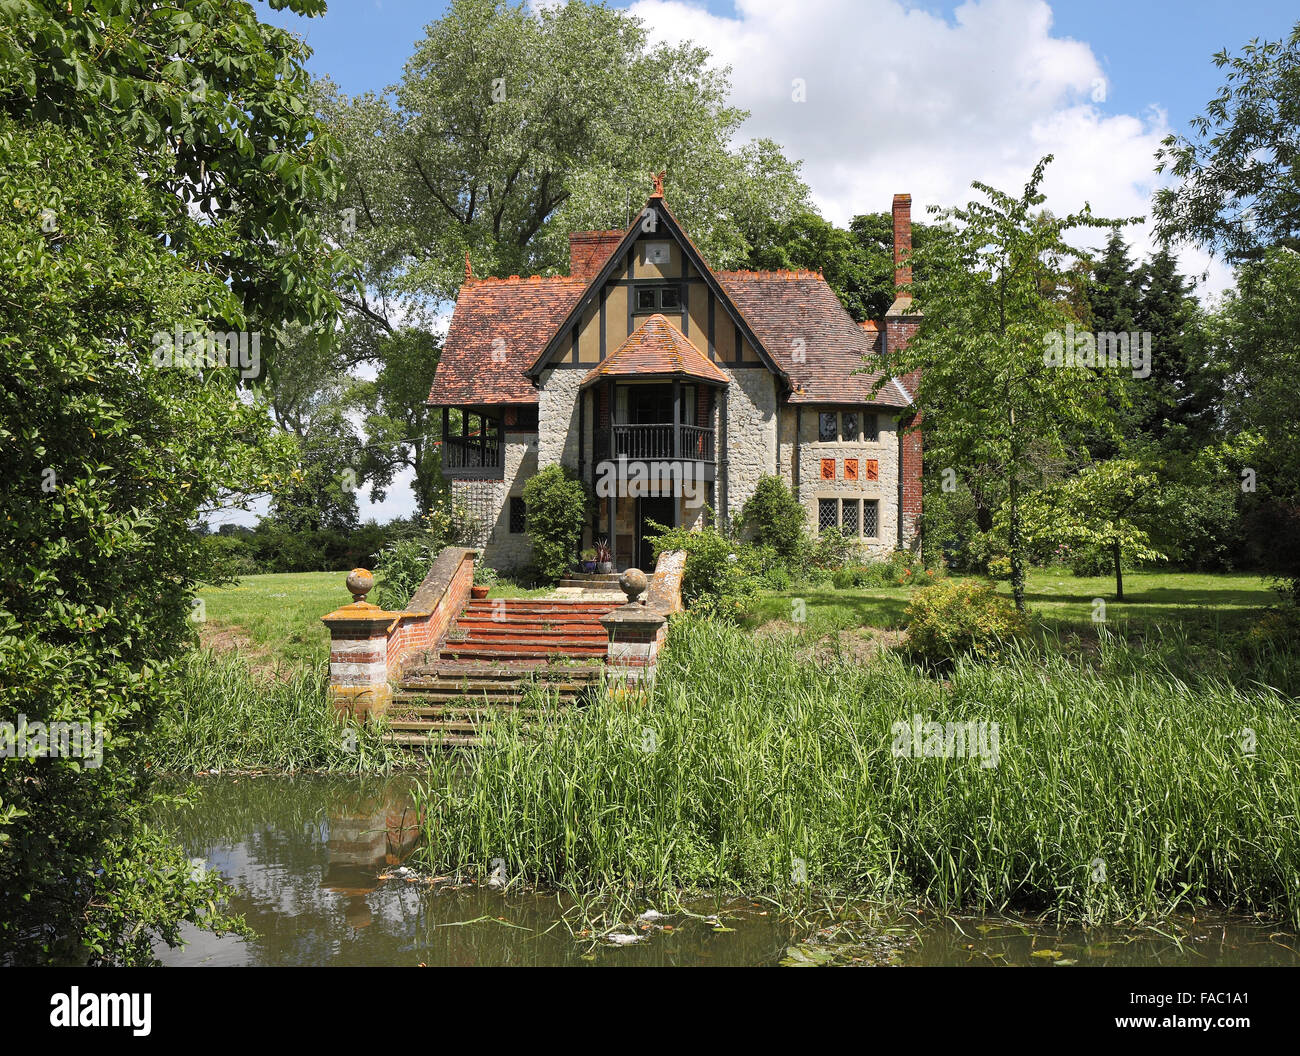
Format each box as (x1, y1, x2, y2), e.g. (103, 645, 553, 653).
(321, 783, 422, 929)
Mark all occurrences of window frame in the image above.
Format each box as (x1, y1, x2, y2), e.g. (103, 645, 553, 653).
(632, 285, 681, 313)
(508, 496, 527, 534)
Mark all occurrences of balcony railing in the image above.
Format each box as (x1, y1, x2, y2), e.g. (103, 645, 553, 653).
(442, 434, 502, 479)
(594, 423, 715, 462)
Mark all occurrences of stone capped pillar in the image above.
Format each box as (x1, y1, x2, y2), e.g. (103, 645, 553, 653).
(322, 569, 395, 718)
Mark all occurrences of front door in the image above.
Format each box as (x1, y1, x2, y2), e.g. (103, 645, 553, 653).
(636, 495, 676, 572)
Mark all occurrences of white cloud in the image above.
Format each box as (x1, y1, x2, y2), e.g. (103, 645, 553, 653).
(629, 0, 1232, 294)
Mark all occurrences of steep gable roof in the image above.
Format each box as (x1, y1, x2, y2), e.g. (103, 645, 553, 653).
(526, 195, 790, 383)
(582, 314, 730, 387)
(717, 271, 912, 408)
(427, 275, 586, 406)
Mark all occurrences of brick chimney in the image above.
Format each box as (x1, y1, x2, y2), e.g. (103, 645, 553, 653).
(569, 231, 624, 280)
(892, 193, 912, 293)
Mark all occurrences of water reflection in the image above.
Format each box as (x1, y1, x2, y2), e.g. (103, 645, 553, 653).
(154, 775, 1300, 967)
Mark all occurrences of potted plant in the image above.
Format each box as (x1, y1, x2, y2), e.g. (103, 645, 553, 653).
(580, 547, 597, 573)
(594, 538, 613, 574)
(471, 560, 496, 599)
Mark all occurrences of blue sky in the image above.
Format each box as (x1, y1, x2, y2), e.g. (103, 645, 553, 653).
(244, 0, 1297, 527)
(269, 0, 1297, 135)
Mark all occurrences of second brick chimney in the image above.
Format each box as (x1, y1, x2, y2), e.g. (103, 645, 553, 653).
(569, 231, 625, 281)
(892, 193, 912, 293)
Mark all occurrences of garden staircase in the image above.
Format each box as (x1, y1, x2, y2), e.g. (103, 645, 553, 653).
(384, 598, 621, 747)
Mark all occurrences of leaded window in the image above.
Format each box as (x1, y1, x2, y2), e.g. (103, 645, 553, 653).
(509, 496, 527, 534)
(863, 500, 879, 538)
(818, 498, 838, 533)
(842, 412, 858, 442)
(818, 413, 838, 442)
(842, 499, 859, 535)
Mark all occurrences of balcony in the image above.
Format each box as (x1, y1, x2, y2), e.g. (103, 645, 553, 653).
(442, 434, 502, 479)
(594, 423, 715, 463)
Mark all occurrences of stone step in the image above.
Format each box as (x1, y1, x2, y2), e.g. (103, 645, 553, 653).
(392, 686, 587, 702)
(383, 729, 483, 748)
(461, 604, 618, 617)
(453, 620, 609, 635)
(401, 662, 604, 681)
(439, 644, 608, 661)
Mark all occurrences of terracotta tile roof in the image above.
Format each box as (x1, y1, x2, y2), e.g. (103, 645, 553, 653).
(717, 270, 912, 407)
(427, 275, 587, 405)
(581, 314, 730, 387)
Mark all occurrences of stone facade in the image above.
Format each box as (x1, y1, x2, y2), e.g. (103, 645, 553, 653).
(791, 407, 904, 558)
(722, 367, 778, 525)
(452, 429, 538, 571)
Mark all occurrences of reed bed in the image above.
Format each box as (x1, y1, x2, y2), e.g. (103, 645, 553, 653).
(413, 616, 1300, 927)
(151, 650, 400, 773)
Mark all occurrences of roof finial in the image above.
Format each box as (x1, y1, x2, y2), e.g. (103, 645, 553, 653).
(465, 251, 472, 281)
(650, 170, 666, 198)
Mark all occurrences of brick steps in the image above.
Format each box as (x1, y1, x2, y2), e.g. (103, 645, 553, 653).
(382, 597, 618, 749)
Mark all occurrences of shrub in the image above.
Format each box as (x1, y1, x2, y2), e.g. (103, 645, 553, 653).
(372, 502, 476, 609)
(522, 465, 590, 582)
(903, 579, 1029, 664)
(648, 518, 758, 622)
(810, 527, 855, 570)
(986, 554, 1012, 580)
(739, 475, 808, 561)
(1069, 546, 1112, 578)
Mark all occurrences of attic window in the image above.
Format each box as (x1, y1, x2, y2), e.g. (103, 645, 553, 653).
(634, 286, 681, 312)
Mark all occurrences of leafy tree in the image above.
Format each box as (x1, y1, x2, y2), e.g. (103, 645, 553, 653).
(0, 0, 338, 963)
(1154, 21, 1300, 261)
(324, 0, 811, 311)
(738, 475, 808, 562)
(875, 157, 1136, 609)
(744, 210, 937, 321)
(358, 329, 445, 513)
(1022, 461, 1167, 600)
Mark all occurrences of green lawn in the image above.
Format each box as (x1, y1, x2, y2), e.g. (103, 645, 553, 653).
(195, 570, 553, 668)
(746, 569, 1277, 640)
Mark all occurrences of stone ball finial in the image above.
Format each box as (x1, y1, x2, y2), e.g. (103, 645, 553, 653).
(346, 568, 374, 603)
(620, 567, 648, 605)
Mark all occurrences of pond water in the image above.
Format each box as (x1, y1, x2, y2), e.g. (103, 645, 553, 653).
(155, 774, 1300, 967)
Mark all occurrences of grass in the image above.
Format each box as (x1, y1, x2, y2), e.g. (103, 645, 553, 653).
(412, 614, 1300, 929)
(194, 570, 554, 671)
(747, 569, 1277, 640)
(149, 649, 403, 773)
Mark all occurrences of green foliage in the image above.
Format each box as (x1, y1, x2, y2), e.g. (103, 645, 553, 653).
(1021, 459, 1167, 599)
(374, 502, 476, 609)
(648, 519, 758, 622)
(324, 0, 811, 311)
(0, 116, 295, 962)
(879, 156, 1137, 609)
(522, 465, 589, 582)
(985, 555, 1013, 580)
(412, 616, 1300, 928)
(738, 475, 808, 561)
(1154, 21, 1300, 260)
(150, 650, 399, 774)
(0, 0, 339, 963)
(903, 580, 1030, 665)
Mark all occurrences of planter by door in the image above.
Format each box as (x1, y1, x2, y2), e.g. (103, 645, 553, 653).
(596, 562, 613, 574)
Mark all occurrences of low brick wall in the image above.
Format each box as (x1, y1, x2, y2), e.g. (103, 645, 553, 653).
(598, 549, 685, 683)
(321, 548, 475, 718)
(384, 547, 476, 674)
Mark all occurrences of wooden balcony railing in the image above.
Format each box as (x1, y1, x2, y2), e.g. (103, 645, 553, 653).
(593, 423, 715, 462)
